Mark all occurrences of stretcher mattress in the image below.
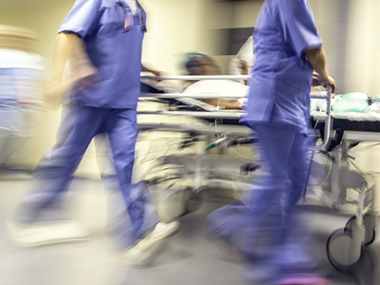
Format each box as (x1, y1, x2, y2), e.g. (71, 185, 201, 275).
(311, 111, 380, 133)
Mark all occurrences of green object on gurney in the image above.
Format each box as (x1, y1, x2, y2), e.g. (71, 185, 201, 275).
(204, 137, 228, 150)
(332, 92, 370, 114)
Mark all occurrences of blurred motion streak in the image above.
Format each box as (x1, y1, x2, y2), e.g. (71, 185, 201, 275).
(0, 25, 46, 172)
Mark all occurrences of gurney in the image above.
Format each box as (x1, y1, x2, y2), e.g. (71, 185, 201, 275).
(310, 89, 378, 272)
(138, 76, 377, 272)
(137, 75, 254, 217)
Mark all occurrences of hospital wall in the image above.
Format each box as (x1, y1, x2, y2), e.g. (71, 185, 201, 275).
(310, 0, 380, 210)
(344, 0, 380, 210)
(140, 0, 263, 74)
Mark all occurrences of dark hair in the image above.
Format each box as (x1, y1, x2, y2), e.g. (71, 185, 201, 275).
(184, 52, 210, 72)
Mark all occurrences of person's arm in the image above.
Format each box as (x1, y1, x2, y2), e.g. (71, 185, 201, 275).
(304, 47, 336, 93)
(44, 33, 77, 108)
(45, 32, 98, 107)
(66, 33, 99, 89)
(141, 64, 162, 77)
(50, 33, 77, 81)
(229, 36, 253, 76)
(203, 99, 242, 110)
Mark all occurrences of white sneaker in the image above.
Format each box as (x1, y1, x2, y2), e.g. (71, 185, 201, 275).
(7, 220, 90, 247)
(144, 221, 181, 240)
(122, 221, 180, 266)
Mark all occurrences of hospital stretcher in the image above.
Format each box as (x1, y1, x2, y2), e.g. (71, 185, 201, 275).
(311, 108, 378, 272)
(138, 75, 377, 272)
(138, 76, 253, 217)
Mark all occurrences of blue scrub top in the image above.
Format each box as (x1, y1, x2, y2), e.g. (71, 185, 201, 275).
(239, 0, 322, 133)
(59, 0, 146, 109)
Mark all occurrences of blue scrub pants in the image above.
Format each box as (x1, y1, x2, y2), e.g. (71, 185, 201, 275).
(15, 104, 159, 248)
(206, 123, 319, 283)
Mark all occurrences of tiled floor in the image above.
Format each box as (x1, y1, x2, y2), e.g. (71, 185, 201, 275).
(0, 173, 379, 285)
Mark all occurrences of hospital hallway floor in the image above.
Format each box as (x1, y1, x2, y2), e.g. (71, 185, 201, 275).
(0, 173, 379, 285)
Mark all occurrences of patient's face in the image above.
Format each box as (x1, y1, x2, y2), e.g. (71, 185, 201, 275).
(187, 56, 222, 76)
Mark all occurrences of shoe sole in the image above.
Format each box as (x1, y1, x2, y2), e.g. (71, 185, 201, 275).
(9, 236, 89, 248)
(6, 221, 90, 248)
(150, 222, 181, 240)
(121, 223, 181, 267)
(161, 223, 181, 238)
(122, 239, 169, 267)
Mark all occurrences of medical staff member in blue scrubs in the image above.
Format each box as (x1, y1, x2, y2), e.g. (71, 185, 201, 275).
(8, 0, 180, 266)
(240, 0, 337, 284)
(207, 0, 336, 284)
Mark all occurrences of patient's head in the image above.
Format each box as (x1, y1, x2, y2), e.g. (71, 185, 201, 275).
(185, 53, 222, 76)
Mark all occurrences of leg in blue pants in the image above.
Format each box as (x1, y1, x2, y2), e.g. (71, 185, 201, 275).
(16, 105, 104, 223)
(205, 123, 318, 284)
(242, 124, 317, 284)
(100, 108, 159, 248)
(14, 105, 159, 248)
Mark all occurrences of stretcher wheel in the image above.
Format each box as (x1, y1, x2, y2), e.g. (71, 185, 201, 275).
(326, 228, 364, 272)
(365, 228, 376, 246)
(345, 215, 376, 246)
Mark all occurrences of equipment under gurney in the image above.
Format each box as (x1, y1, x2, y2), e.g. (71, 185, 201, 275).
(137, 75, 255, 216)
(138, 76, 378, 272)
(310, 89, 378, 272)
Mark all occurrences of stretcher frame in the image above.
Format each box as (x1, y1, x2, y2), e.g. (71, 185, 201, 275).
(138, 76, 377, 271)
(311, 87, 377, 272)
(138, 75, 253, 213)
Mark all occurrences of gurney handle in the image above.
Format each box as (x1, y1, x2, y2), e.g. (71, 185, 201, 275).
(319, 85, 333, 151)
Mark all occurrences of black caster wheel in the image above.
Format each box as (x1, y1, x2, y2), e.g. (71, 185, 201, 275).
(365, 227, 376, 246)
(326, 228, 364, 273)
(344, 216, 356, 232)
(344, 215, 376, 246)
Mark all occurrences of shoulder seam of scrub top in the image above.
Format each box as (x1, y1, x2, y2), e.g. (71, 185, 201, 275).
(58, 0, 103, 39)
(277, 0, 322, 57)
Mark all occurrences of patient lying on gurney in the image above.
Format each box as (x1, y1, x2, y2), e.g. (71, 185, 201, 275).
(182, 53, 248, 110)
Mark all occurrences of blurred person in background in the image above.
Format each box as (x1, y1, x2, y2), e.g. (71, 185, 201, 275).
(7, 0, 179, 266)
(206, 0, 336, 284)
(183, 53, 247, 110)
(0, 26, 46, 171)
(229, 35, 254, 85)
(182, 53, 222, 89)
